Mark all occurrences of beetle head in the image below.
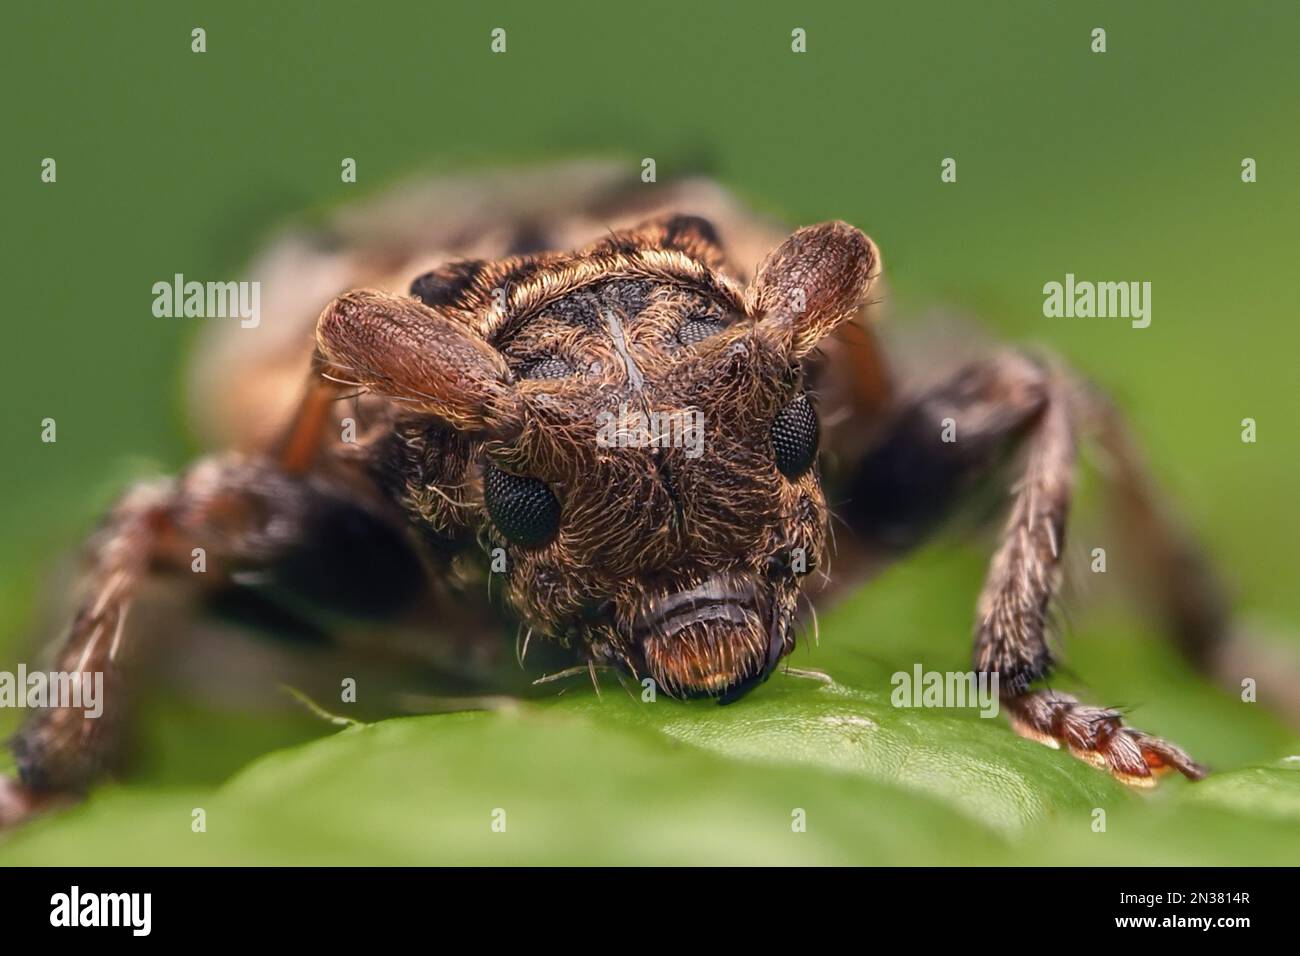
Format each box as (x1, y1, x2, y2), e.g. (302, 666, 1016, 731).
(316, 216, 879, 699)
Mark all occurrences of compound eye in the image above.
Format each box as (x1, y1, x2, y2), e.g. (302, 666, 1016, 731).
(521, 355, 574, 380)
(484, 466, 561, 548)
(677, 316, 726, 346)
(771, 394, 819, 479)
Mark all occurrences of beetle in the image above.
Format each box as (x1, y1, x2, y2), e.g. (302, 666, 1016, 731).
(1, 162, 1243, 825)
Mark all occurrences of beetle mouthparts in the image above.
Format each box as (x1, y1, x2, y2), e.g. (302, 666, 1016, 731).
(634, 572, 778, 699)
(632, 573, 760, 641)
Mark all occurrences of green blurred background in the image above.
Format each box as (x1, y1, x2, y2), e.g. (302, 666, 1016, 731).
(1, 1, 1297, 864)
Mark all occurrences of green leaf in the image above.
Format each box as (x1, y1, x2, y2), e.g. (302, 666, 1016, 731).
(3, 574, 1297, 864)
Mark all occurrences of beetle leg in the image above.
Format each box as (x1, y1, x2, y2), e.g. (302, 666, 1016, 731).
(1, 452, 422, 828)
(4, 477, 174, 810)
(838, 351, 1211, 785)
(1002, 690, 1206, 786)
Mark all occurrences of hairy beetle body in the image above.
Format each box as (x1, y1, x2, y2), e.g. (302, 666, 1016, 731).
(4, 161, 1263, 825)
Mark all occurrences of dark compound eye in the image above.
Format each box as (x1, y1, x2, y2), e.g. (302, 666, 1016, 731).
(484, 466, 560, 548)
(521, 356, 574, 380)
(771, 394, 820, 479)
(677, 316, 726, 346)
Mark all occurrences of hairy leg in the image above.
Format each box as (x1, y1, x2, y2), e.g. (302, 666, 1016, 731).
(838, 351, 1210, 785)
(1, 453, 423, 826)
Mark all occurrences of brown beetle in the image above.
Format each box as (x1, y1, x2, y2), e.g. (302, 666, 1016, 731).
(2, 162, 1257, 824)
